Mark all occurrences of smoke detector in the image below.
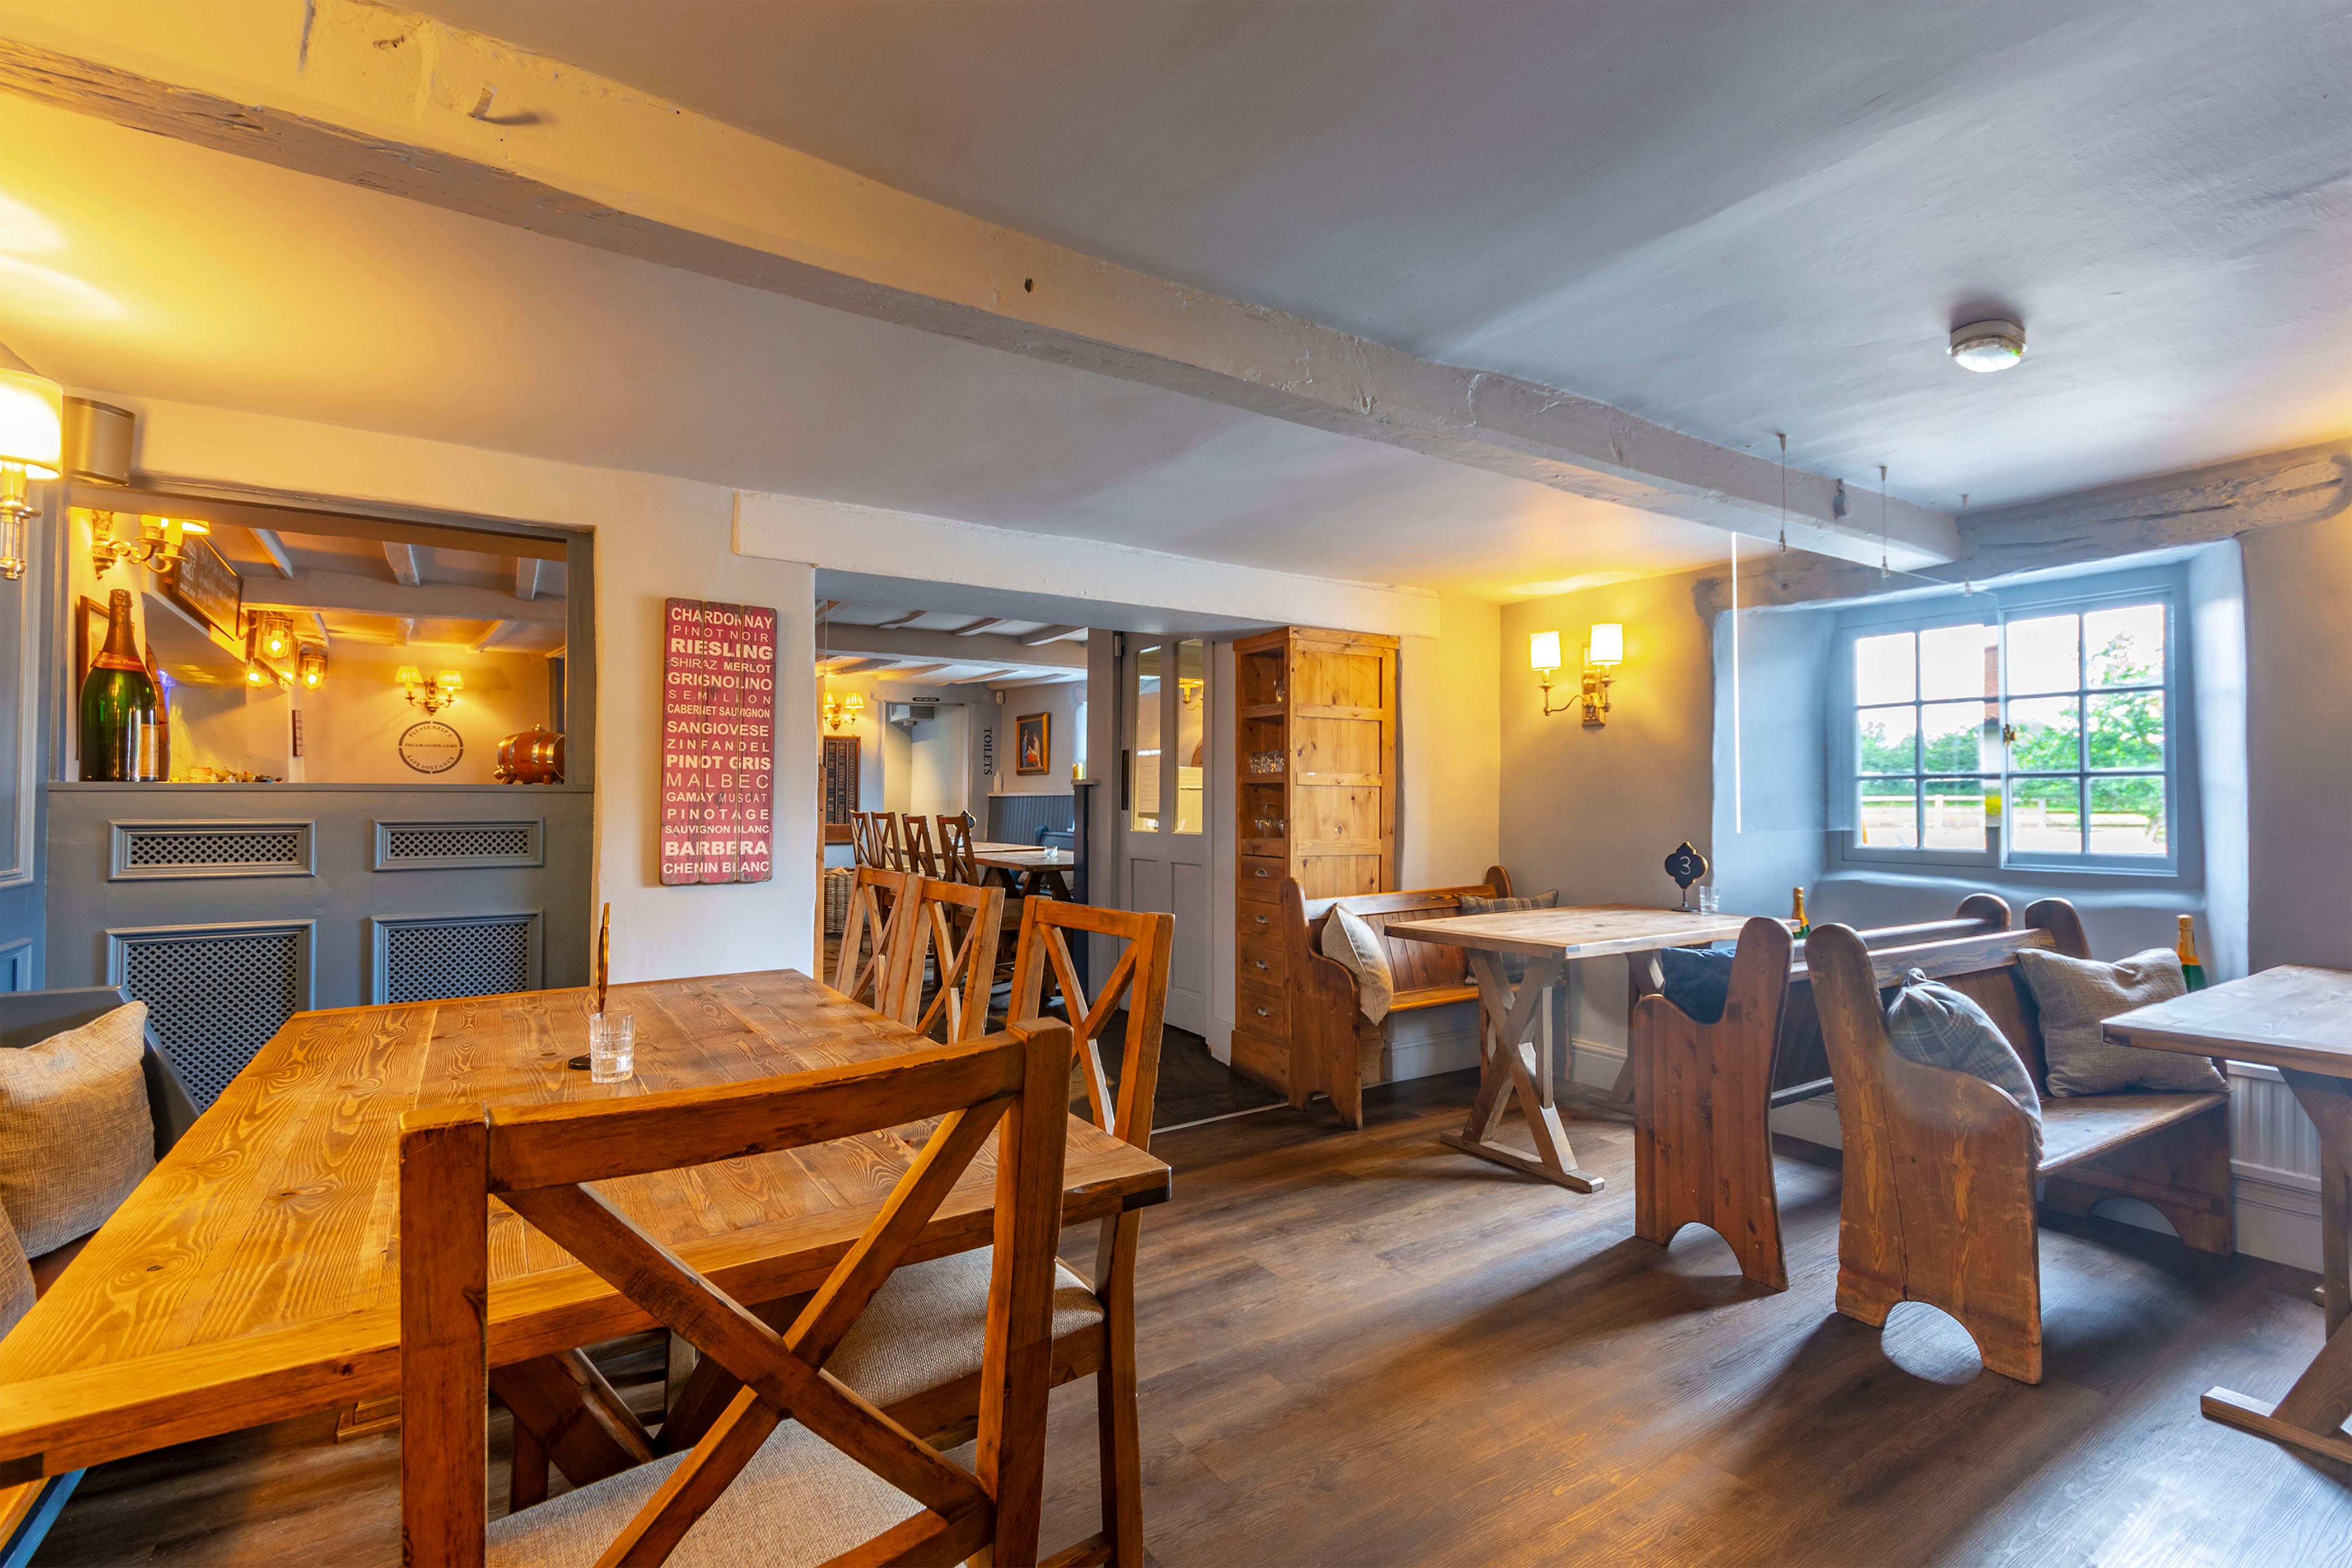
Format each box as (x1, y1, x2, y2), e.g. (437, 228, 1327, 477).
(1949, 319, 2027, 372)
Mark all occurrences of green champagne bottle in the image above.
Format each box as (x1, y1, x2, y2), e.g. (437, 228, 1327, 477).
(80, 588, 160, 782)
(2176, 914, 2207, 992)
(1790, 886, 1810, 938)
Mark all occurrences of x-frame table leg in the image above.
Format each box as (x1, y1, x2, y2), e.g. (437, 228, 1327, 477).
(1436, 954, 1604, 1192)
(2201, 1068, 2352, 1462)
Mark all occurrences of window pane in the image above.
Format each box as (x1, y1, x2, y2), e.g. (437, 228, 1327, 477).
(1924, 778, 1988, 851)
(1921, 701, 1996, 773)
(1855, 632, 1915, 706)
(2087, 691, 2163, 770)
(2007, 696, 2080, 771)
(2006, 614, 2079, 696)
(1128, 643, 1161, 831)
(2089, 776, 2167, 856)
(2010, 776, 2083, 854)
(1857, 706, 1917, 774)
(2085, 603, 2165, 689)
(1919, 623, 1995, 701)
(1173, 639, 1205, 834)
(1859, 778, 1917, 848)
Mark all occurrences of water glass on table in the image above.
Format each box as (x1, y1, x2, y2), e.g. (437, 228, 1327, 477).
(1697, 886, 1722, 916)
(589, 1011, 635, 1084)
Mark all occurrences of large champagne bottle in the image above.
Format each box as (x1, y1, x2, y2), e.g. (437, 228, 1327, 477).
(80, 589, 160, 782)
(2176, 914, 2207, 992)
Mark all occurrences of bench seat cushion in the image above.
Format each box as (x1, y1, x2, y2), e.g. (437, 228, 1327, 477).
(823, 1247, 1104, 1412)
(0, 1002, 156, 1255)
(2017, 946, 2229, 1096)
(1320, 905, 1396, 1023)
(2035, 1090, 2229, 1175)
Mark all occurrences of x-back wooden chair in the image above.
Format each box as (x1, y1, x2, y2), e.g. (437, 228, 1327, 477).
(848, 810, 876, 868)
(875, 811, 908, 873)
(937, 815, 980, 885)
(891, 878, 1008, 1045)
(398, 1020, 1074, 1567)
(834, 866, 914, 1014)
(902, 814, 942, 879)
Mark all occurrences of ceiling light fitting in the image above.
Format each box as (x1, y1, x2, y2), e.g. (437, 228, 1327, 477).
(1949, 319, 2027, 373)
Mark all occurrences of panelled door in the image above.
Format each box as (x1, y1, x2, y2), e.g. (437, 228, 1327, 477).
(1116, 636, 1210, 1034)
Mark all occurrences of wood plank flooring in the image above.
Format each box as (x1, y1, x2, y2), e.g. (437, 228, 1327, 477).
(34, 1070, 2352, 1566)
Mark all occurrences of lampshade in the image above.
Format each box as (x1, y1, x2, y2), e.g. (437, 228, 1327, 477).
(1586, 624, 1624, 666)
(0, 365, 62, 478)
(1529, 630, 1562, 672)
(844, 691, 864, 712)
(395, 665, 423, 687)
(436, 670, 463, 690)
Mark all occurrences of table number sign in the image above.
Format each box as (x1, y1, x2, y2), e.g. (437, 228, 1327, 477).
(661, 597, 777, 885)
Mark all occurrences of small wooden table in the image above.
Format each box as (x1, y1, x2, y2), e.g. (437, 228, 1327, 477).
(1387, 905, 1751, 1191)
(972, 841, 1076, 900)
(2104, 964, 2352, 1463)
(0, 970, 1169, 1483)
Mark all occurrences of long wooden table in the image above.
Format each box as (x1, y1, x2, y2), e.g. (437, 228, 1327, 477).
(1386, 905, 1751, 1191)
(2104, 964, 2352, 1463)
(0, 969, 1170, 1483)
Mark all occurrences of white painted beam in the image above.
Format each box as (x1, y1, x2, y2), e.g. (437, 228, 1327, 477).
(245, 568, 565, 623)
(876, 611, 928, 629)
(249, 526, 296, 578)
(384, 542, 422, 587)
(472, 618, 527, 652)
(0, 0, 1954, 568)
(1015, 625, 1085, 646)
(954, 618, 1022, 637)
(823, 621, 1086, 671)
(514, 558, 541, 601)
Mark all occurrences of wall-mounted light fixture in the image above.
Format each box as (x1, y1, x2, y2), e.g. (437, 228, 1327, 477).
(92, 510, 210, 578)
(296, 642, 328, 690)
(0, 360, 63, 581)
(822, 687, 865, 731)
(396, 664, 462, 713)
(1530, 623, 1624, 727)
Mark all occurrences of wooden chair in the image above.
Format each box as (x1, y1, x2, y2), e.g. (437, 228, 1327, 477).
(848, 809, 875, 867)
(397, 1019, 1074, 1567)
(876, 811, 909, 872)
(1280, 867, 1513, 1127)
(902, 813, 942, 878)
(937, 815, 979, 884)
(891, 877, 1008, 1045)
(1807, 896, 2233, 1383)
(833, 865, 914, 1014)
(1630, 916, 1794, 1290)
(823, 898, 1174, 1568)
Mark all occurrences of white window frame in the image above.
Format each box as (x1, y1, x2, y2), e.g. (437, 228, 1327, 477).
(1831, 564, 2197, 881)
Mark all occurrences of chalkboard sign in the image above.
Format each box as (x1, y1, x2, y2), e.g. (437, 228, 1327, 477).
(660, 598, 777, 885)
(163, 535, 241, 640)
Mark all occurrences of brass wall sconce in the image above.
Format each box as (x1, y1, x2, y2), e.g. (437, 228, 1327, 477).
(822, 688, 864, 731)
(1530, 623, 1623, 727)
(92, 511, 210, 579)
(296, 642, 328, 690)
(397, 665, 462, 713)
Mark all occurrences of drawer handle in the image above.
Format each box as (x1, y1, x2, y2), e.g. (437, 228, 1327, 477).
(1253, 958, 1268, 970)
(1253, 866, 1269, 878)
(1253, 913, 1267, 926)
(1255, 1006, 1270, 1018)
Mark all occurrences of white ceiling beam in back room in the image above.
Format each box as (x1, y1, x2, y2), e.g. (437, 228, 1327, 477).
(824, 623, 1085, 673)
(0, 0, 1952, 570)
(473, 619, 526, 652)
(955, 618, 1022, 638)
(249, 528, 296, 578)
(1017, 626, 1083, 646)
(384, 542, 423, 587)
(876, 612, 928, 629)
(514, 558, 541, 601)
(245, 570, 565, 624)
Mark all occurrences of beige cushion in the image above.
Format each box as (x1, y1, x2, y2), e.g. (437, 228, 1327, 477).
(2015, 946, 2231, 1097)
(0, 1204, 33, 1338)
(488, 1419, 918, 1567)
(824, 1247, 1105, 1411)
(0, 1002, 155, 1254)
(1320, 906, 1396, 1024)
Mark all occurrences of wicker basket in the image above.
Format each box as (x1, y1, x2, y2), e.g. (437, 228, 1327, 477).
(823, 867, 855, 935)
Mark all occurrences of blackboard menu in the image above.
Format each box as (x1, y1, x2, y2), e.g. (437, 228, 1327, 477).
(660, 598, 777, 886)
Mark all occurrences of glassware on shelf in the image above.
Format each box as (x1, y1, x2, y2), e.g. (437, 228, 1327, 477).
(1248, 749, 1284, 774)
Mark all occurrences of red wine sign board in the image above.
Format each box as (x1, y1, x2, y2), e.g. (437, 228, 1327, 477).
(660, 597, 777, 885)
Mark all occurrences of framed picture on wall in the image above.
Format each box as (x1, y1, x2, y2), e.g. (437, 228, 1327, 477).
(1014, 711, 1051, 776)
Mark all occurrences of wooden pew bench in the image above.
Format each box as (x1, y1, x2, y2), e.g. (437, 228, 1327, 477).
(1807, 897, 2232, 1384)
(1280, 868, 1513, 1127)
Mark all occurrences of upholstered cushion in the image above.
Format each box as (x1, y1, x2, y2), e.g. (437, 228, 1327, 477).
(1454, 890, 1561, 985)
(0, 1002, 155, 1254)
(0, 1204, 33, 1338)
(1885, 968, 2044, 1159)
(2016, 947, 2230, 1096)
(824, 1247, 1105, 1412)
(1657, 945, 1736, 1025)
(488, 1419, 919, 1567)
(1320, 906, 1396, 1023)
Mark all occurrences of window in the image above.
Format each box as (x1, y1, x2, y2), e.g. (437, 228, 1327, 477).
(1840, 571, 2188, 874)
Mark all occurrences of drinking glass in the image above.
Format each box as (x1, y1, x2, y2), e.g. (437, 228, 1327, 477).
(1697, 886, 1721, 915)
(589, 1011, 635, 1084)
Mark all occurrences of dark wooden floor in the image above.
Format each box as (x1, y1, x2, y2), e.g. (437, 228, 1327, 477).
(39, 1070, 2352, 1566)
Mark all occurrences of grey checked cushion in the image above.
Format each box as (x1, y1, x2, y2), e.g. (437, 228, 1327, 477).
(488, 1419, 917, 1567)
(0, 1002, 155, 1254)
(1456, 890, 1560, 986)
(2015, 946, 2229, 1096)
(824, 1246, 1105, 1411)
(1884, 969, 2043, 1159)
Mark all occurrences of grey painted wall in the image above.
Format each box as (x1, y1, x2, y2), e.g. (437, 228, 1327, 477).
(2244, 507, 2352, 970)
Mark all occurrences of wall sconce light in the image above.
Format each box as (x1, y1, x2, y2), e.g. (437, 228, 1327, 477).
(92, 511, 209, 579)
(1530, 623, 1624, 727)
(255, 612, 293, 661)
(396, 665, 462, 713)
(297, 642, 328, 690)
(0, 361, 64, 581)
(822, 688, 865, 731)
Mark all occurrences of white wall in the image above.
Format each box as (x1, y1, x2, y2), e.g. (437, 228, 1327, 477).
(113, 396, 822, 983)
(295, 645, 552, 786)
(987, 681, 1083, 799)
(1399, 592, 1501, 888)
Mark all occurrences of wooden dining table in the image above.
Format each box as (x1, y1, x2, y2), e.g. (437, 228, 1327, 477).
(971, 841, 1077, 900)
(1386, 904, 1753, 1192)
(2104, 964, 2352, 1464)
(0, 968, 1170, 1487)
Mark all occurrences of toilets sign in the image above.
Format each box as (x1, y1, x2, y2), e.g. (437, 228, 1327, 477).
(660, 598, 777, 886)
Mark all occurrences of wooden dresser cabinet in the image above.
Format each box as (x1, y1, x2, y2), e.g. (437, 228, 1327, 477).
(1230, 626, 1398, 1092)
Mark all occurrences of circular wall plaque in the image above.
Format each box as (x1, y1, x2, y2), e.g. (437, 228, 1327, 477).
(398, 720, 464, 775)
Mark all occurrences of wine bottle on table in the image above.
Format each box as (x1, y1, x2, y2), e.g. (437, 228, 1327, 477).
(1790, 886, 1810, 938)
(2176, 914, 2207, 992)
(80, 589, 160, 782)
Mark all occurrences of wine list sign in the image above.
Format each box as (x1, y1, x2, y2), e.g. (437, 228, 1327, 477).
(660, 598, 777, 885)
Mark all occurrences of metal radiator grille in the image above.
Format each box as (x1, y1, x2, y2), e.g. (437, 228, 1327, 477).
(112, 822, 313, 880)
(375, 820, 543, 870)
(118, 928, 305, 1109)
(380, 915, 537, 1005)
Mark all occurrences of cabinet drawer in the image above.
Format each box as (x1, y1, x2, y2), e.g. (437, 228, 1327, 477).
(1235, 935, 1287, 986)
(1238, 903, 1278, 944)
(1237, 973, 1288, 1029)
(1238, 855, 1287, 902)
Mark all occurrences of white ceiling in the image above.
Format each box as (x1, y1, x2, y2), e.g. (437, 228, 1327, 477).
(414, 0, 2352, 513)
(819, 603, 1086, 688)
